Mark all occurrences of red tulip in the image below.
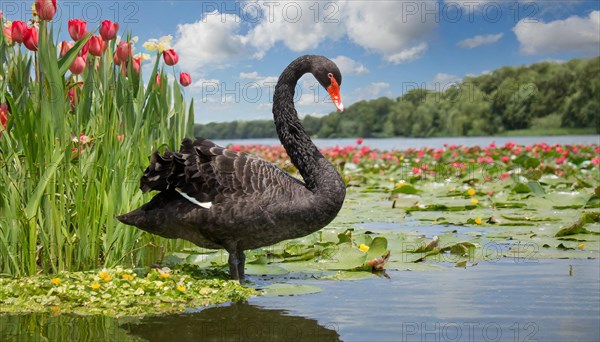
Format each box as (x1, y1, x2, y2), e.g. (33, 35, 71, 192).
(68, 19, 87, 41)
(69, 44, 88, 75)
(116, 41, 130, 62)
(163, 49, 178, 66)
(3, 26, 12, 45)
(23, 26, 38, 52)
(59, 41, 73, 57)
(132, 57, 141, 75)
(35, 0, 57, 21)
(0, 103, 8, 130)
(179, 72, 191, 87)
(113, 51, 121, 65)
(155, 73, 162, 89)
(11, 21, 27, 44)
(100, 20, 119, 41)
(67, 88, 76, 108)
(88, 36, 106, 57)
(70, 56, 86, 74)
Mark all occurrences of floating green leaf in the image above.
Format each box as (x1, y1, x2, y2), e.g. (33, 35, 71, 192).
(259, 283, 323, 297)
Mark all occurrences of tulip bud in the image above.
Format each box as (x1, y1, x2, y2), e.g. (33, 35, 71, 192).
(3, 26, 13, 45)
(60, 41, 74, 57)
(113, 51, 121, 66)
(23, 26, 38, 52)
(70, 56, 86, 74)
(100, 20, 119, 41)
(132, 57, 141, 75)
(116, 41, 131, 62)
(163, 49, 178, 66)
(88, 36, 106, 57)
(68, 19, 87, 41)
(0, 103, 9, 130)
(35, 0, 57, 21)
(155, 73, 162, 89)
(11, 21, 27, 44)
(179, 72, 192, 87)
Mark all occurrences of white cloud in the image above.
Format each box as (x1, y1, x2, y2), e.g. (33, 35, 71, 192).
(432, 73, 461, 84)
(445, 0, 494, 11)
(465, 70, 491, 77)
(513, 11, 600, 55)
(238, 71, 278, 87)
(173, 11, 248, 72)
(343, 1, 435, 62)
(386, 43, 428, 64)
(354, 82, 392, 100)
(428, 73, 461, 90)
(244, 0, 345, 58)
(173, 1, 435, 73)
(331, 55, 368, 75)
(457, 33, 503, 48)
(240, 71, 259, 79)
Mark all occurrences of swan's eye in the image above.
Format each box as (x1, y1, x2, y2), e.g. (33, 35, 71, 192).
(327, 73, 333, 79)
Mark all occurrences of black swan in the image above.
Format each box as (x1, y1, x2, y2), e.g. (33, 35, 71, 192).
(117, 55, 346, 280)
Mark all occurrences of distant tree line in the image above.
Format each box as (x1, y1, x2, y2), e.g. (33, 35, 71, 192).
(194, 57, 599, 139)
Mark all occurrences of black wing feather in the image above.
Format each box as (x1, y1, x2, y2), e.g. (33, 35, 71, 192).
(140, 137, 288, 204)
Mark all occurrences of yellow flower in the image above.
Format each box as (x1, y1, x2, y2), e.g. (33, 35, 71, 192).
(467, 188, 476, 196)
(121, 274, 134, 281)
(133, 53, 152, 61)
(51, 306, 60, 311)
(143, 35, 173, 53)
(160, 272, 170, 279)
(395, 181, 406, 188)
(470, 198, 479, 205)
(578, 243, 585, 250)
(98, 270, 109, 279)
(359, 244, 370, 252)
(103, 276, 112, 282)
(50, 278, 61, 285)
(177, 285, 185, 292)
(91, 283, 101, 290)
(474, 218, 482, 225)
(389, 177, 395, 182)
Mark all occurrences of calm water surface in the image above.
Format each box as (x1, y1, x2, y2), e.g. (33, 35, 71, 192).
(2, 259, 599, 341)
(214, 135, 600, 150)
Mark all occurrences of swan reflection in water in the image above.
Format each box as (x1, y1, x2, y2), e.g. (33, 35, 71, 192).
(0, 303, 340, 341)
(123, 302, 341, 342)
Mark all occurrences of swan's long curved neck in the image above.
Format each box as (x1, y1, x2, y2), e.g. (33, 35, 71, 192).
(273, 56, 338, 192)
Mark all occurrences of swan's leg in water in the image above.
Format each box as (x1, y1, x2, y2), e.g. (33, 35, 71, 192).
(227, 248, 240, 280)
(237, 250, 246, 280)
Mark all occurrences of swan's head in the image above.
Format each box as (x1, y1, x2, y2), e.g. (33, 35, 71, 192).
(313, 57, 344, 112)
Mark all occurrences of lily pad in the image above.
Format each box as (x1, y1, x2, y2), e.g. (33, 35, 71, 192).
(259, 283, 323, 297)
(320, 271, 376, 281)
(245, 264, 289, 276)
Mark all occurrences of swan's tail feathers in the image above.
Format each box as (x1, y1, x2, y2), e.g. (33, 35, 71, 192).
(140, 150, 182, 193)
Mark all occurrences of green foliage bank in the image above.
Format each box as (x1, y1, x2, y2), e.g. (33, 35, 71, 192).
(195, 57, 600, 138)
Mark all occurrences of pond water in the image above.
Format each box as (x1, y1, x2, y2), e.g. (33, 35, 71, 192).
(214, 134, 600, 150)
(2, 258, 598, 341)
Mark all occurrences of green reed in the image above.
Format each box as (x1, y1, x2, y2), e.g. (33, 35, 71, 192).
(0, 21, 194, 276)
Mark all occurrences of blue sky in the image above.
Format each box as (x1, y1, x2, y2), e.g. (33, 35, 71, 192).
(4, 1, 599, 123)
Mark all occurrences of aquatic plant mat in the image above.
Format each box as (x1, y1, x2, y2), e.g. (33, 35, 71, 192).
(0, 267, 254, 317)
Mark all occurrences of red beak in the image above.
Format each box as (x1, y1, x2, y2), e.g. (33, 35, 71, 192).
(327, 76, 344, 112)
